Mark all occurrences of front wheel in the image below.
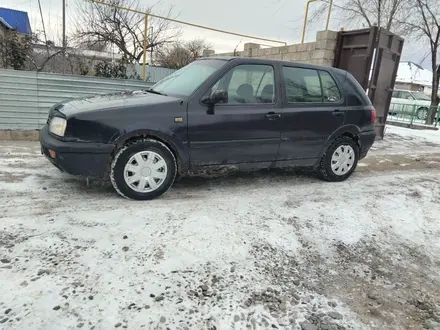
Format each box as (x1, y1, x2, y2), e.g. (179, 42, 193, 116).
(316, 136, 359, 182)
(110, 139, 177, 200)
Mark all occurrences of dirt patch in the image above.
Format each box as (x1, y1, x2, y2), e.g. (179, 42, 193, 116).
(298, 238, 440, 330)
(358, 153, 440, 173)
(0, 171, 30, 183)
(0, 231, 32, 249)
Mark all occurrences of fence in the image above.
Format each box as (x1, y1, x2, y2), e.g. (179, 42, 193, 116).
(0, 69, 155, 130)
(131, 66, 176, 83)
(387, 102, 439, 128)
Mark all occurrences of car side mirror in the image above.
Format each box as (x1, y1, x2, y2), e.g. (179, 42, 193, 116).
(208, 89, 228, 105)
(203, 89, 228, 114)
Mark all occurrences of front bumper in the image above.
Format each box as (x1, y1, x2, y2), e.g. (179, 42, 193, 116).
(359, 130, 376, 159)
(40, 125, 115, 177)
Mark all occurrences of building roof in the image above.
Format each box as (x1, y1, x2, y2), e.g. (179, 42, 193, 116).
(0, 16, 13, 29)
(0, 7, 32, 35)
(396, 61, 432, 87)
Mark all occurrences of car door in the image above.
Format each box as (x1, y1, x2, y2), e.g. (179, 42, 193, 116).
(390, 91, 402, 115)
(398, 91, 416, 115)
(187, 63, 282, 166)
(277, 66, 346, 162)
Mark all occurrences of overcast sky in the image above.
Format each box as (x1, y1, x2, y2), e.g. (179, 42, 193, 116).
(1, 0, 431, 67)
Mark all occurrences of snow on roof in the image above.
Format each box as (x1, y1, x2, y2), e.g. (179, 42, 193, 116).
(396, 61, 432, 87)
(0, 16, 13, 29)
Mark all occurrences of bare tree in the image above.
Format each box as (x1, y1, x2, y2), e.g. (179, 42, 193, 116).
(155, 39, 210, 69)
(399, 0, 440, 123)
(26, 45, 65, 72)
(310, 0, 410, 33)
(0, 31, 64, 72)
(74, 0, 181, 63)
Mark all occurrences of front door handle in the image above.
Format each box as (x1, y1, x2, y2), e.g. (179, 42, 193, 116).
(332, 110, 344, 117)
(265, 112, 281, 120)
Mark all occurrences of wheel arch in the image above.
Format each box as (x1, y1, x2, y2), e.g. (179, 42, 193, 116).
(111, 128, 189, 174)
(318, 125, 361, 159)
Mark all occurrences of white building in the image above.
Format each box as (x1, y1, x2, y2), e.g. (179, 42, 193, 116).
(395, 61, 438, 96)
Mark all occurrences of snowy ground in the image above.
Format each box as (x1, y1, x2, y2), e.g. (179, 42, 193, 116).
(1, 126, 440, 330)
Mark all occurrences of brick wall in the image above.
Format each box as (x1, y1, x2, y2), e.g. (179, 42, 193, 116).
(210, 30, 339, 67)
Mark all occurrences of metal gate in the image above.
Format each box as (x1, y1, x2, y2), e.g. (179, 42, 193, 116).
(333, 27, 404, 138)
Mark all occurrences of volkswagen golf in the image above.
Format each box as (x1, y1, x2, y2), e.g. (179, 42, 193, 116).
(40, 57, 376, 200)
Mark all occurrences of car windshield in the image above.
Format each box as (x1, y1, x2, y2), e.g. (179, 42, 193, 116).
(151, 59, 227, 97)
(411, 92, 431, 101)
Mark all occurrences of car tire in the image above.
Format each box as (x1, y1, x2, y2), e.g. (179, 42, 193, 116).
(110, 138, 177, 200)
(416, 107, 429, 120)
(316, 136, 359, 182)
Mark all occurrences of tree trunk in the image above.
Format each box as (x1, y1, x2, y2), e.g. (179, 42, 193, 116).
(427, 52, 440, 125)
(428, 67, 440, 124)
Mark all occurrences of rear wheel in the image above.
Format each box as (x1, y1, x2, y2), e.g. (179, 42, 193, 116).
(416, 107, 429, 120)
(110, 139, 177, 200)
(316, 136, 359, 182)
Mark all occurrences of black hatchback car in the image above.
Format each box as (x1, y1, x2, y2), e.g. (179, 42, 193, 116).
(40, 57, 376, 200)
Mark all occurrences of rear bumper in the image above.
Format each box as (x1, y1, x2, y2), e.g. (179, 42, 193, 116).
(40, 125, 114, 177)
(359, 130, 376, 159)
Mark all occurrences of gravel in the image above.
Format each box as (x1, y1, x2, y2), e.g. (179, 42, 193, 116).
(300, 321, 318, 330)
(328, 312, 343, 320)
(328, 301, 338, 307)
(37, 269, 50, 276)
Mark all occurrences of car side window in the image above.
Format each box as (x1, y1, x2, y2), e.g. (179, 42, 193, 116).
(400, 92, 414, 100)
(392, 91, 402, 98)
(282, 67, 322, 103)
(207, 64, 276, 105)
(319, 71, 341, 102)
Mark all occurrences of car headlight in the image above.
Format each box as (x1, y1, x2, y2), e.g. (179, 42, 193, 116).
(49, 117, 67, 137)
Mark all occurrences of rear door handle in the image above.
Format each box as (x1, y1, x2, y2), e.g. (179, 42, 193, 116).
(332, 110, 344, 117)
(265, 112, 281, 120)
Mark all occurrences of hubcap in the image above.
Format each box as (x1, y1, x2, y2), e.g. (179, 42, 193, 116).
(418, 109, 428, 120)
(331, 145, 355, 176)
(123, 151, 167, 193)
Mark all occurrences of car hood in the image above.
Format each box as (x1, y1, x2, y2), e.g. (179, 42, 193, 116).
(54, 90, 181, 117)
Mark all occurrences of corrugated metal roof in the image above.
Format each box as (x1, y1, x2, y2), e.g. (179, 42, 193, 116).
(0, 7, 32, 35)
(0, 17, 12, 29)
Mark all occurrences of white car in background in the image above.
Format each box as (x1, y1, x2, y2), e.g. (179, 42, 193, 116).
(390, 89, 432, 120)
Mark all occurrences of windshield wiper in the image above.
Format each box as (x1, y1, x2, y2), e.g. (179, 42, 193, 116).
(146, 88, 167, 96)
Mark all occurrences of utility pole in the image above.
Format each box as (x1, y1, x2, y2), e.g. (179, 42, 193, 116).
(149, 26, 154, 66)
(62, 0, 66, 50)
(37, 0, 50, 57)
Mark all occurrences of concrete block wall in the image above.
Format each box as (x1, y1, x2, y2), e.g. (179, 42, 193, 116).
(210, 30, 338, 67)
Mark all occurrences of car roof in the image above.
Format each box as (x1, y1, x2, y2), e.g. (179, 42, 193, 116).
(199, 56, 341, 72)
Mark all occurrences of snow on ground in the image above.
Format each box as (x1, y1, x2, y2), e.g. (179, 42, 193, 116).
(385, 125, 440, 144)
(1, 126, 440, 330)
